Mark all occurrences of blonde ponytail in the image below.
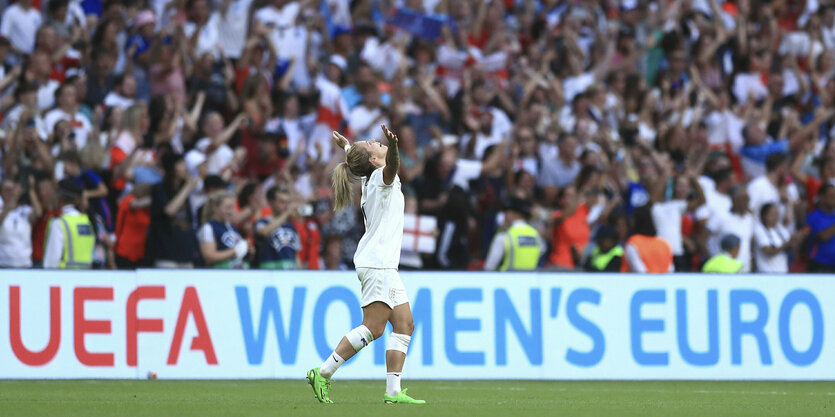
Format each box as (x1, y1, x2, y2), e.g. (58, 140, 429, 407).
(332, 162, 356, 212)
(331, 144, 374, 212)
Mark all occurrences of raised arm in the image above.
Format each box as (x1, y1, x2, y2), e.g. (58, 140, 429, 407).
(381, 125, 400, 185)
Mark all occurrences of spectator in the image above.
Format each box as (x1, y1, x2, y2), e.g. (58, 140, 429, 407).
(146, 153, 199, 268)
(651, 164, 706, 272)
(0, 0, 42, 57)
(103, 73, 137, 110)
(622, 205, 673, 273)
(30, 173, 59, 267)
(538, 133, 581, 205)
(706, 186, 755, 272)
(61, 149, 111, 230)
(435, 186, 471, 270)
(484, 197, 544, 271)
(754, 203, 805, 273)
(807, 183, 835, 273)
(703, 234, 743, 273)
(114, 183, 151, 269)
(322, 234, 348, 270)
(255, 186, 301, 270)
(197, 191, 249, 269)
(747, 153, 797, 227)
(0, 176, 42, 268)
(584, 224, 623, 272)
(43, 179, 93, 269)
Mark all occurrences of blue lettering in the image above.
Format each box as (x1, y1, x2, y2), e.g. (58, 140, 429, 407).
(495, 289, 542, 365)
(730, 289, 772, 365)
(565, 288, 604, 367)
(630, 289, 668, 365)
(676, 289, 719, 366)
(779, 290, 823, 366)
(412, 288, 433, 365)
(550, 288, 562, 318)
(235, 286, 306, 365)
(312, 287, 362, 360)
(444, 288, 484, 365)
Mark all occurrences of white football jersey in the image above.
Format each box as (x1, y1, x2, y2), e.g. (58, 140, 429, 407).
(353, 167, 404, 269)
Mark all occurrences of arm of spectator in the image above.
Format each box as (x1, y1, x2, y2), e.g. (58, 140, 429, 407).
(483, 232, 506, 271)
(184, 91, 206, 133)
(736, 0, 749, 54)
(790, 144, 811, 184)
(255, 203, 298, 238)
(0, 194, 15, 226)
(278, 57, 297, 92)
(592, 33, 616, 82)
(789, 108, 833, 151)
(262, 33, 279, 71)
(207, 113, 247, 153)
(624, 242, 647, 273)
(83, 182, 108, 201)
(471, 0, 489, 44)
(164, 176, 200, 217)
(813, 221, 835, 242)
(199, 239, 237, 265)
(789, 58, 809, 98)
(481, 139, 507, 175)
(0, 66, 19, 92)
(419, 75, 451, 120)
(686, 170, 707, 212)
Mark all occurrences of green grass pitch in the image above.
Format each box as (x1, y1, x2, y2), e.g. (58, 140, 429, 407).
(1, 380, 833, 417)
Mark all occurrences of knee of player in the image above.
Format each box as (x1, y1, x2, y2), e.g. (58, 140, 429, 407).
(395, 318, 414, 336)
(364, 323, 386, 340)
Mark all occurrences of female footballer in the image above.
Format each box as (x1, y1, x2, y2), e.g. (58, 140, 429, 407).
(307, 125, 425, 405)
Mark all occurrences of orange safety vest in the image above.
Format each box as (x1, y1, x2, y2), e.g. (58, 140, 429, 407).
(621, 235, 673, 273)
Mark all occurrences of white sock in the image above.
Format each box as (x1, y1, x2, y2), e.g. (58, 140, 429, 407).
(319, 352, 344, 379)
(386, 372, 402, 396)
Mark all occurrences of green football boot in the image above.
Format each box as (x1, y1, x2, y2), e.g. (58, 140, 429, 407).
(383, 388, 426, 404)
(306, 368, 333, 403)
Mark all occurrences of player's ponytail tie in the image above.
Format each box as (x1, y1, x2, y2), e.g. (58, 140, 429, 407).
(343, 143, 351, 152)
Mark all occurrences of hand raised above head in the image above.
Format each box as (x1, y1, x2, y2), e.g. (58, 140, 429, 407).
(332, 131, 349, 149)
(380, 124, 398, 145)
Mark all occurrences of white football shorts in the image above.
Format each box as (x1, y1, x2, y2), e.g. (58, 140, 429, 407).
(356, 267, 409, 309)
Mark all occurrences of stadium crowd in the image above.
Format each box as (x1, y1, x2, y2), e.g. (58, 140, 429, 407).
(0, 0, 834, 272)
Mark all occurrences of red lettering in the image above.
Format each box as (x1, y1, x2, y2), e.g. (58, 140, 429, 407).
(9, 286, 61, 366)
(73, 287, 114, 366)
(126, 286, 165, 366)
(167, 286, 217, 365)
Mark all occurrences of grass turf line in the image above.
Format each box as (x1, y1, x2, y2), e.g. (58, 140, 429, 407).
(1, 380, 833, 417)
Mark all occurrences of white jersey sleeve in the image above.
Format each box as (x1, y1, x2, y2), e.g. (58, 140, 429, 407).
(353, 167, 405, 269)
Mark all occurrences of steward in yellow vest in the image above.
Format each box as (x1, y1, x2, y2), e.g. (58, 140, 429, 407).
(584, 225, 623, 272)
(43, 180, 94, 269)
(485, 197, 543, 271)
(702, 234, 743, 273)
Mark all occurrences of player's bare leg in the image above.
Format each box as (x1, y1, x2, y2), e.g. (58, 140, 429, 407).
(383, 303, 424, 404)
(309, 302, 391, 403)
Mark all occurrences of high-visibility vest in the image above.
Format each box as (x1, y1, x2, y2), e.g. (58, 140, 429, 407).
(499, 222, 542, 271)
(50, 213, 95, 269)
(621, 235, 673, 273)
(702, 253, 743, 273)
(589, 245, 624, 271)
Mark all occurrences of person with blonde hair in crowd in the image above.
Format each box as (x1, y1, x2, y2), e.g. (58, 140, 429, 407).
(197, 190, 248, 269)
